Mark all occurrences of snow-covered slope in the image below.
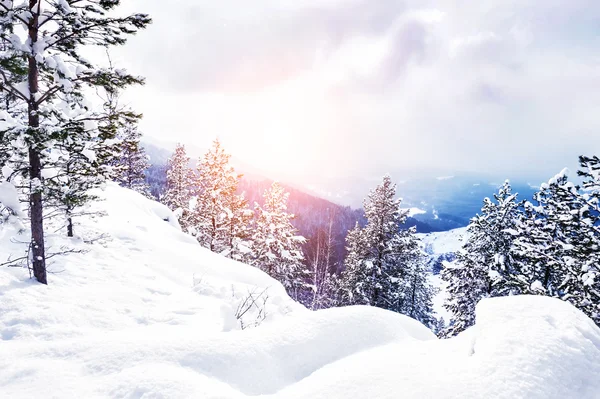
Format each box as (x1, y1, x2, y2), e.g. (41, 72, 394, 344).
(271, 296, 600, 399)
(418, 227, 468, 321)
(418, 226, 468, 256)
(1, 185, 599, 398)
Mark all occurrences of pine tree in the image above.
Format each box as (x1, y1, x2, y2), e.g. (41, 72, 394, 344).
(337, 222, 371, 306)
(112, 122, 151, 197)
(0, 1, 151, 283)
(573, 157, 600, 323)
(514, 165, 600, 325)
(251, 181, 308, 300)
(337, 175, 433, 321)
(401, 254, 437, 328)
(442, 181, 524, 336)
(222, 190, 254, 262)
(512, 171, 577, 298)
(192, 139, 240, 253)
(162, 144, 194, 231)
(43, 123, 106, 237)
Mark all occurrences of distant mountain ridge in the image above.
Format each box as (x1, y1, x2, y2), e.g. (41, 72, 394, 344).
(141, 139, 539, 234)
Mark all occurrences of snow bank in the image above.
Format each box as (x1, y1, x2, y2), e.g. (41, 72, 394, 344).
(0, 184, 300, 342)
(269, 296, 600, 399)
(0, 306, 434, 398)
(1, 185, 599, 398)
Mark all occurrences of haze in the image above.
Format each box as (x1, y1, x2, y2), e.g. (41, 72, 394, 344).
(113, 0, 600, 184)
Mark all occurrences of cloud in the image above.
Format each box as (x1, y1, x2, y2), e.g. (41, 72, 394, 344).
(115, 0, 600, 183)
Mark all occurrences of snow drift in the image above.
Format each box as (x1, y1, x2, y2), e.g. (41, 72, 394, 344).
(1, 184, 599, 398)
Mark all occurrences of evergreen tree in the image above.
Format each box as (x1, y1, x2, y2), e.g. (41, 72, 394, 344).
(336, 222, 371, 306)
(44, 122, 106, 237)
(513, 166, 600, 325)
(222, 190, 254, 262)
(162, 144, 194, 230)
(512, 171, 578, 298)
(192, 139, 240, 253)
(433, 317, 446, 336)
(0, 1, 150, 283)
(442, 181, 524, 336)
(401, 255, 437, 328)
(573, 157, 600, 323)
(251, 181, 308, 300)
(337, 175, 433, 321)
(112, 122, 151, 197)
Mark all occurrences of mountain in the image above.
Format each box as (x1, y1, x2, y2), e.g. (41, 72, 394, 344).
(298, 174, 540, 231)
(143, 139, 542, 233)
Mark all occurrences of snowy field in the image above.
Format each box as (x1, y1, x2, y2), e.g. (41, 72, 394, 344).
(418, 227, 468, 322)
(1, 185, 599, 398)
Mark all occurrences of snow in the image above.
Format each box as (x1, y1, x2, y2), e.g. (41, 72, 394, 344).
(418, 226, 468, 255)
(1, 185, 600, 398)
(0, 181, 24, 217)
(268, 296, 600, 399)
(402, 207, 426, 217)
(429, 271, 451, 321)
(418, 227, 468, 321)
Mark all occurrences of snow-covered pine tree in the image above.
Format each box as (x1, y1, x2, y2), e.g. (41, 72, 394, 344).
(512, 171, 577, 298)
(572, 157, 600, 324)
(400, 253, 437, 328)
(112, 122, 151, 197)
(222, 190, 254, 262)
(0, 1, 150, 284)
(442, 181, 524, 336)
(336, 222, 371, 306)
(193, 139, 240, 253)
(514, 166, 600, 325)
(337, 175, 431, 319)
(362, 175, 418, 310)
(43, 122, 106, 237)
(251, 181, 308, 301)
(162, 144, 194, 231)
(441, 250, 489, 337)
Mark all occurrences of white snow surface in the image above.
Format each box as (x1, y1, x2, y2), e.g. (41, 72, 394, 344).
(402, 206, 426, 217)
(418, 226, 468, 255)
(419, 227, 468, 321)
(1, 185, 600, 398)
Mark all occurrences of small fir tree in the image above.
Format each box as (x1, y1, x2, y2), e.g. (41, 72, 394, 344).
(112, 122, 151, 197)
(162, 144, 195, 230)
(251, 181, 308, 300)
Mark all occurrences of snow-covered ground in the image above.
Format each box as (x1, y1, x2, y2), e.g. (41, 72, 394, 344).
(1, 185, 599, 398)
(418, 227, 468, 321)
(418, 226, 468, 255)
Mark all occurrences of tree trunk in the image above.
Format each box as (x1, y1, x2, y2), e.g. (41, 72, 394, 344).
(28, 2, 47, 284)
(67, 216, 73, 238)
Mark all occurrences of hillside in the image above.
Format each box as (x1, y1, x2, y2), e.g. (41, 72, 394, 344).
(1, 185, 600, 398)
(418, 227, 469, 322)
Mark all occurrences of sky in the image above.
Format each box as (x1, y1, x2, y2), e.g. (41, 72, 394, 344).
(112, 0, 600, 184)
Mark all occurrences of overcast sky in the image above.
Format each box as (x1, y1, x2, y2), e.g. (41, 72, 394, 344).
(113, 0, 600, 183)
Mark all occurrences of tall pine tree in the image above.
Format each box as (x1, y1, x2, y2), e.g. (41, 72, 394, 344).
(251, 181, 308, 300)
(442, 181, 523, 336)
(192, 139, 242, 253)
(0, 1, 150, 283)
(337, 175, 433, 322)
